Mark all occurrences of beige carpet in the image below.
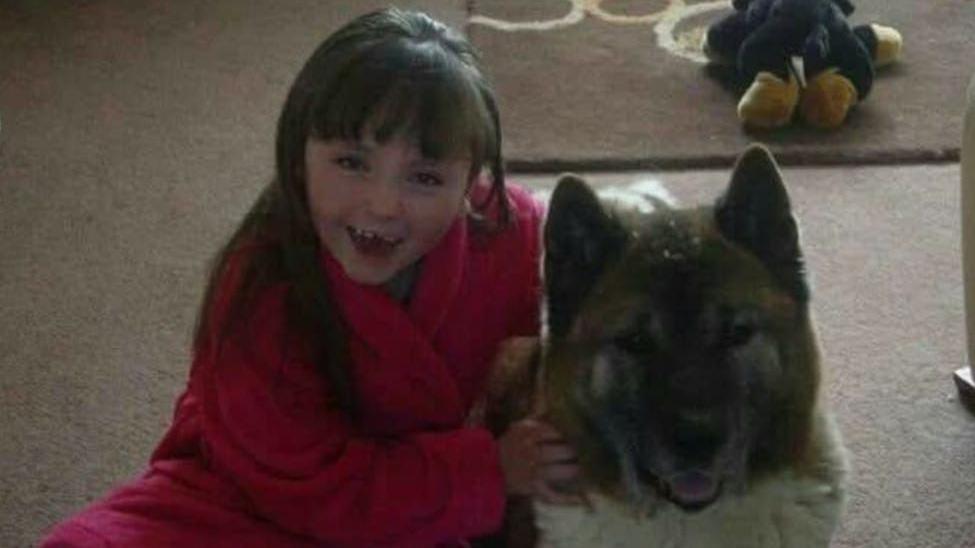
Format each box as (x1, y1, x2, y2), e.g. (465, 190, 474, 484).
(469, 0, 975, 171)
(2, 1, 973, 547)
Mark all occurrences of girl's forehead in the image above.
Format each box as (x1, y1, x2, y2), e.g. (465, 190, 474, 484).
(345, 129, 473, 159)
(311, 134, 473, 164)
(306, 62, 492, 167)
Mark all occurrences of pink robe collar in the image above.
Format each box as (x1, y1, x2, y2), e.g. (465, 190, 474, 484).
(320, 218, 468, 431)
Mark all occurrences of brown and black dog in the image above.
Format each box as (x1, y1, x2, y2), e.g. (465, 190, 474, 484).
(478, 145, 847, 548)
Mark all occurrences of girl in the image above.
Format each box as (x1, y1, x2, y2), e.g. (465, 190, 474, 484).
(42, 8, 579, 547)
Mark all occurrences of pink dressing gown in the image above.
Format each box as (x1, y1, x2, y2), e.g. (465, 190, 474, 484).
(41, 185, 544, 547)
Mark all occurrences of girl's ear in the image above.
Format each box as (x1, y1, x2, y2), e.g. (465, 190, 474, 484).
(463, 170, 489, 205)
(469, 168, 489, 190)
(460, 171, 480, 216)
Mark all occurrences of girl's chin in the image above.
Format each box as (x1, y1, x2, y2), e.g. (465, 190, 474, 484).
(336, 252, 408, 286)
(324, 236, 417, 286)
(341, 263, 398, 286)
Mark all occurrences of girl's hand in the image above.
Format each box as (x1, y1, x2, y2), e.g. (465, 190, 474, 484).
(497, 418, 585, 505)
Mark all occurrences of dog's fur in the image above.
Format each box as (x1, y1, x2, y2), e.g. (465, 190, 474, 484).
(480, 145, 847, 548)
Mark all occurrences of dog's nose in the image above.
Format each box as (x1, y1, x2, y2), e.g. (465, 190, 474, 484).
(672, 412, 727, 463)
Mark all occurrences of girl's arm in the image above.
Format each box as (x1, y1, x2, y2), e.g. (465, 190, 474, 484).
(199, 287, 505, 546)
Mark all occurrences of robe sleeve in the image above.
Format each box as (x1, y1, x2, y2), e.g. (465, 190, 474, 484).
(198, 286, 506, 546)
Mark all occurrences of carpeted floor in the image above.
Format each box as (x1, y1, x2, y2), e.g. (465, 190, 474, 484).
(1, 1, 973, 547)
(469, 0, 975, 171)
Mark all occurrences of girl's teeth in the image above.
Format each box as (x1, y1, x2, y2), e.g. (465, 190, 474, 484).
(347, 226, 401, 257)
(348, 227, 400, 245)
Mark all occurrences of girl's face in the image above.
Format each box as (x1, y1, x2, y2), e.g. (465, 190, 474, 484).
(304, 135, 472, 286)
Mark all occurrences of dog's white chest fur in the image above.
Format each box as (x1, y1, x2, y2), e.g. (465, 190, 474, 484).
(534, 412, 847, 548)
(536, 474, 841, 548)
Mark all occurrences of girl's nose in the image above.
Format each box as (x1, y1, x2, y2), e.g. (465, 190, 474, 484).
(367, 179, 404, 218)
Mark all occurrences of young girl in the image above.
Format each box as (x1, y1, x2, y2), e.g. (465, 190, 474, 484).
(42, 8, 579, 547)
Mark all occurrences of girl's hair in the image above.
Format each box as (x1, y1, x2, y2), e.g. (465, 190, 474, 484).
(193, 8, 509, 414)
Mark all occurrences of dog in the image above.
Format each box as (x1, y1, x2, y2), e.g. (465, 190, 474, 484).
(479, 145, 848, 548)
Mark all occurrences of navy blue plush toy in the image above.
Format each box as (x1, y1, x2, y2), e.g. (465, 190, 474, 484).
(703, 0, 902, 129)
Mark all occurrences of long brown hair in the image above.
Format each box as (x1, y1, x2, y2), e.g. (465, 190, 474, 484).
(193, 8, 509, 415)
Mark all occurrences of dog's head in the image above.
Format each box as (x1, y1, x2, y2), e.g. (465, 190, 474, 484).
(542, 145, 820, 512)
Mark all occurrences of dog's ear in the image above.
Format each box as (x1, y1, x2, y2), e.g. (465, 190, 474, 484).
(715, 145, 809, 302)
(545, 174, 630, 338)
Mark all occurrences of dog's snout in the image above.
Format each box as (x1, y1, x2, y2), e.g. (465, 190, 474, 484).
(672, 411, 727, 462)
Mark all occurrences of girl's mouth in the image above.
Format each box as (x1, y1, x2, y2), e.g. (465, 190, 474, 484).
(347, 226, 403, 257)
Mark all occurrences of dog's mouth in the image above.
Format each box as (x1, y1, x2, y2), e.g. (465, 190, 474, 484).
(665, 471, 723, 511)
(638, 466, 723, 512)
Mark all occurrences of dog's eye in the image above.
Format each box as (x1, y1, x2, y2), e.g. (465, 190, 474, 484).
(723, 320, 756, 348)
(616, 330, 655, 354)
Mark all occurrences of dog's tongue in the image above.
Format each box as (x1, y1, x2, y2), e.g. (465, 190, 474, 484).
(670, 472, 719, 505)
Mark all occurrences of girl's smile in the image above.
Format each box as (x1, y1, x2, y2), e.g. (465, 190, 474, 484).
(346, 226, 403, 257)
(349, 226, 403, 255)
(304, 135, 472, 286)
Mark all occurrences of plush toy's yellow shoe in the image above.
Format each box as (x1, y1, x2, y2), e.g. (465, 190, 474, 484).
(737, 71, 800, 129)
(799, 68, 858, 129)
(870, 24, 902, 67)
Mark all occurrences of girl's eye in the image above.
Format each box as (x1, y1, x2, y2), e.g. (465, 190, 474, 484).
(412, 172, 444, 187)
(335, 156, 366, 172)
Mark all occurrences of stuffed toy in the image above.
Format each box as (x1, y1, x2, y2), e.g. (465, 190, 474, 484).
(703, 0, 902, 129)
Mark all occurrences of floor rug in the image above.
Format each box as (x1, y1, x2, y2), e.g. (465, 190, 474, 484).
(468, 0, 975, 170)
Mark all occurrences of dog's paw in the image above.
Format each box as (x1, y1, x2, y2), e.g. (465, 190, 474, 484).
(737, 71, 800, 129)
(799, 68, 857, 129)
